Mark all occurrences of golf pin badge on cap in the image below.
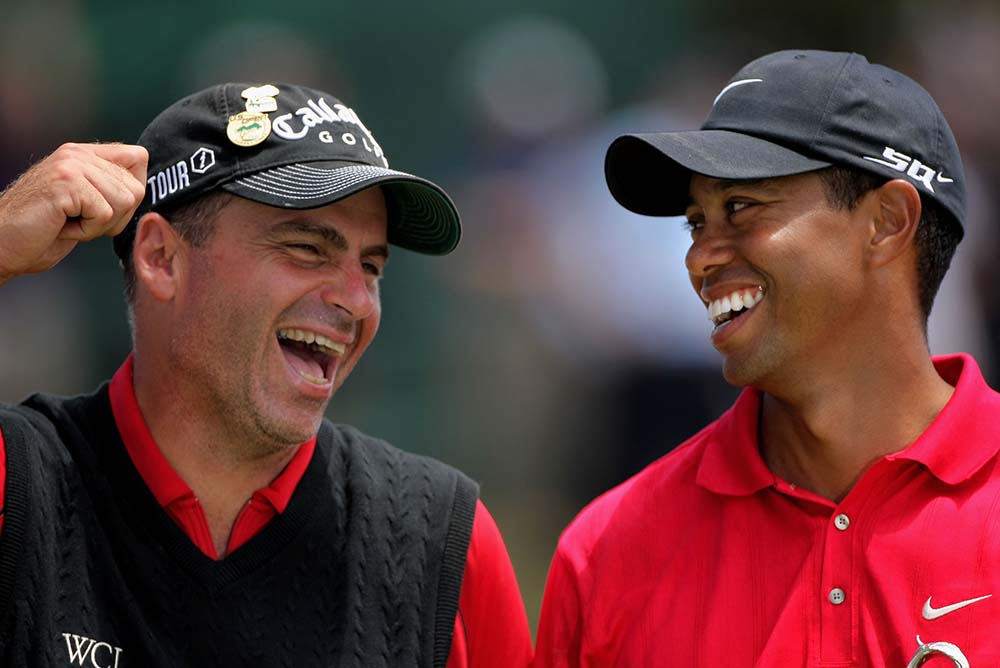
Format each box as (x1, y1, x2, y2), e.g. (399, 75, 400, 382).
(226, 85, 279, 147)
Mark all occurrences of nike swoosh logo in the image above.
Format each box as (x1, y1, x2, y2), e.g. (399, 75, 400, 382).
(922, 594, 992, 620)
(713, 78, 763, 106)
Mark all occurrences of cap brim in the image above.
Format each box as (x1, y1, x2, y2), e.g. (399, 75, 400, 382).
(605, 131, 832, 216)
(222, 161, 461, 255)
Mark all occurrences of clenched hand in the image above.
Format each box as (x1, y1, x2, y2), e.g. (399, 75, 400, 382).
(0, 143, 148, 284)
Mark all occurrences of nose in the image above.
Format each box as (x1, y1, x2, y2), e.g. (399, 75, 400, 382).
(319, 264, 377, 320)
(684, 223, 736, 279)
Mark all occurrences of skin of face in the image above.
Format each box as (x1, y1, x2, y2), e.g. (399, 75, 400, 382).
(161, 187, 389, 456)
(684, 172, 876, 391)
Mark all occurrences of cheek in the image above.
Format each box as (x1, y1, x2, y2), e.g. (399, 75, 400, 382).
(185, 270, 274, 344)
(771, 231, 867, 325)
(760, 222, 856, 277)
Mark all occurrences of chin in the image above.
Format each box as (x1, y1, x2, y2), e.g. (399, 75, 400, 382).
(720, 354, 769, 389)
(253, 408, 325, 450)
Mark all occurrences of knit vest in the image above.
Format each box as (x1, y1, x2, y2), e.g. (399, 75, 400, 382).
(0, 386, 477, 668)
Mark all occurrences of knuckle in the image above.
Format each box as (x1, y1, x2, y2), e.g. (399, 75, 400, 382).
(53, 142, 89, 161)
(89, 205, 116, 235)
(54, 191, 77, 214)
(127, 180, 147, 205)
(49, 161, 79, 183)
(116, 186, 138, 210)
(115, 170, 145, 207)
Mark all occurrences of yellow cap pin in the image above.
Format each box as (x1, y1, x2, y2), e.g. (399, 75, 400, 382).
(227, 111, 272, 147)
(226, 84, 279, 147)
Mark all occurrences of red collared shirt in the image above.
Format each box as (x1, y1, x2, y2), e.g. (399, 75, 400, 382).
(107, 356, 317, 560)
(535, 354, 1000, 667)
(0, 356, 531, 668)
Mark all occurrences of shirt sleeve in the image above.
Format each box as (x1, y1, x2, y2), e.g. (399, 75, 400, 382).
(447, 499, 532, 668)
(533, 545, 584, 668)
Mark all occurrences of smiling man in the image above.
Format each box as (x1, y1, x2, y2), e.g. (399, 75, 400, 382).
(534, 51, 999, 666)
(0, 83, 531, 668)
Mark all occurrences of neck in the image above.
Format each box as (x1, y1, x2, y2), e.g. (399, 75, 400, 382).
(131, 352, 299, 558)
(758, 349, 954, 502)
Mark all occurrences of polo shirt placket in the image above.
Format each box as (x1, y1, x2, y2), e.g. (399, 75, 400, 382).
(769, 460, 902, 665)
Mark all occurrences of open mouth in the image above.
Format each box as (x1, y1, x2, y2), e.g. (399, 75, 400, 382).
(707, 287, 764, 329)
(277, 328, 346, 385)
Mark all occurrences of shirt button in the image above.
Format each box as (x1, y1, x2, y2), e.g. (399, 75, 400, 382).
(834, 513, 851, 531)
(829, 588, 846, 605)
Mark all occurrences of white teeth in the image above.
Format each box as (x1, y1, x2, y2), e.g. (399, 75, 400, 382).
(296, 370, 327, 384)
(276, 328, 346, 355)
(705, 287, 764, 324)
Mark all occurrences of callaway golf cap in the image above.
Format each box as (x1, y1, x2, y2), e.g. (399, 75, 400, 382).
(114, 82, 461, 260)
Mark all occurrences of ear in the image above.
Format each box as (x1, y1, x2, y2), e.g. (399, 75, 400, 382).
(866, 178, 923, 268)
(133, 213, 184, 302)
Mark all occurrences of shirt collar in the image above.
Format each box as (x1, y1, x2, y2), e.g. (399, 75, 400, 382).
(108, 354, 316, 512)
(696, 387, 774, 495)
(887, 354, 1000, 485)
(697, 354, 1000, 495)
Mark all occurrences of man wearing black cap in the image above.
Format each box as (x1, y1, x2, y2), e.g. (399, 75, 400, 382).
(535, 50, 996, 666)
(0, 83, 531, 667)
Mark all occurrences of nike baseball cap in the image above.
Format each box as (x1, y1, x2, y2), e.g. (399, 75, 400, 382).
(114, 82, 461, 261)
(605, 50, 966, 235)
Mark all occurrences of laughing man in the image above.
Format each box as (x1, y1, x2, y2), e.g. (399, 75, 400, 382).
(0, 82, 531, 668)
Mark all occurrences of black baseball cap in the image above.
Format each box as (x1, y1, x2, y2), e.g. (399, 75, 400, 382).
(114, 82, 461, 261)
(605, 50, 966, 236)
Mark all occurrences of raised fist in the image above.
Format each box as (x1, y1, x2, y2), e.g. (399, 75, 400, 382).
(0, 142, 148, 284)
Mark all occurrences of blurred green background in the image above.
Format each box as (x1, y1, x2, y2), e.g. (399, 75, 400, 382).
(3, 0, 999, 633)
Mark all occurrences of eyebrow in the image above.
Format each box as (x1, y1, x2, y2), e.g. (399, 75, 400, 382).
(270, 220, 389, 259)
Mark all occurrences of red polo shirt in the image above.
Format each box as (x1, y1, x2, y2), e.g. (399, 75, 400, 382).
(535, 354, 1000, 667)
(0, 356, 531, 668)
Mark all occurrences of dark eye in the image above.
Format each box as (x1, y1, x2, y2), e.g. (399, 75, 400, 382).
(289, 243, 320, 253)
(683, 217, 704, 237)
(362, 261, 383, 277)
(726, 200, 753, 215)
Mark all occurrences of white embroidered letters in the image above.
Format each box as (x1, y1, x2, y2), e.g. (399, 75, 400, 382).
(61, 633, 123, 668)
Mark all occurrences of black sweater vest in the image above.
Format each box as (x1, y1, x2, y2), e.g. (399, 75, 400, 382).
(0, 386, 477, 668)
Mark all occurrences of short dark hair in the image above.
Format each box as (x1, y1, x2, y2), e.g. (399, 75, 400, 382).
(816, 166, 961, 325)
(121, 191, 234, 304)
